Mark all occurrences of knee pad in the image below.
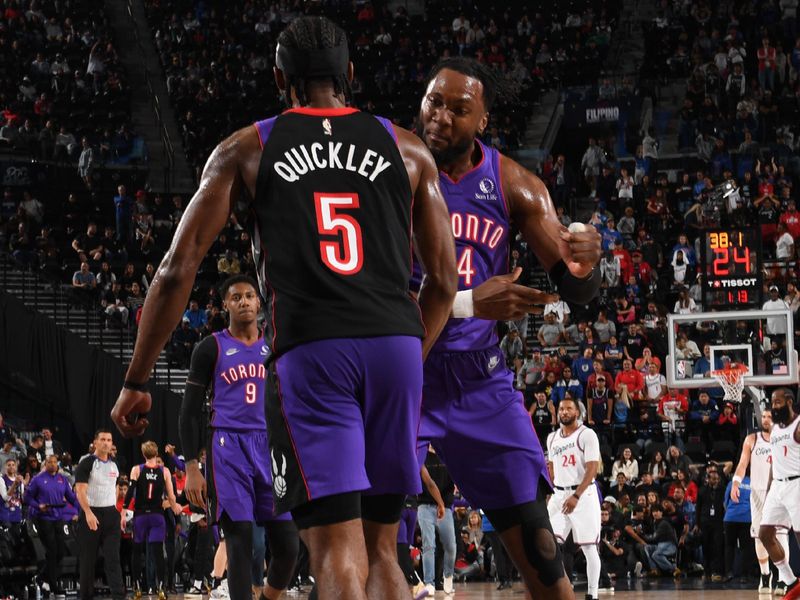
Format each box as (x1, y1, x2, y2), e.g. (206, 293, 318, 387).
(291, 491, 361, 530)
(265, 521, 299, 590)
(361, 493, 404, 524)
(485, 500, 565, 588)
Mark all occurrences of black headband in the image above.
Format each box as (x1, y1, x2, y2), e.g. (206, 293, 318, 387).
(275, 42, 348, 78)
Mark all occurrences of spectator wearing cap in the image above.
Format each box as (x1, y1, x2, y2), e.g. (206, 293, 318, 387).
(762, 285, 790, 345)
(631, 251, 653, 287)
(688, 391, 720, 447)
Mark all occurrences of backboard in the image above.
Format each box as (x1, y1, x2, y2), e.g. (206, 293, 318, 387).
(666, 309, 798, 389)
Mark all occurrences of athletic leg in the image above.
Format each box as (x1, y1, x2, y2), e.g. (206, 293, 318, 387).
(486, 501, 573, 600)
(131, 543, 145, 592)
(362, 494, 410, 600)
(292, 493, 368, 600)
(149, 542, 166, 591)
(760, 525, 797, 585)
(581, 543, 601, 599)
(262, 520, 299, 599)
(219, 515, 252, 600)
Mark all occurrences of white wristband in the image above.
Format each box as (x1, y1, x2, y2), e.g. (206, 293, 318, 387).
(452, 289, 474, 318)
(732, 475, 742, 484)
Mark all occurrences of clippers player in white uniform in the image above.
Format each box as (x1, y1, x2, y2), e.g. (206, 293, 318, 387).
(732, 408, 792, 594)
(759, 389, 800, 600)
(547, 396, 602, 600)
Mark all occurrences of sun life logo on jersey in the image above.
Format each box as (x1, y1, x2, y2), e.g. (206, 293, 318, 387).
(271, 450, 288, 498)
(225, 348, 239, 356)
(476, 177, 498, 201)
(488, 355, 500, 371)
(322, 118, 332, 136)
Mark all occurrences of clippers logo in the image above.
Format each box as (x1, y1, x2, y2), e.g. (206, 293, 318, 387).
(323, 118, 332, 136)
(271, 450, 288, 498)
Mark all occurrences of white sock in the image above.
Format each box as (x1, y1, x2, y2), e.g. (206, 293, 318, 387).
(778, 531, 791, 568)
(582, 544, 601, 598)
(756, 539, 770, 575)
(775, 559, 797, 586)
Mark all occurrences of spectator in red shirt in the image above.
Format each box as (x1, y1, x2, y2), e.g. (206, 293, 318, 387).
(612, 239, 633, 282)
(587, 358, 616, 395)
(779, 199, 800, 239)
(615, 359, 645, 405)
(631, 250, 653, 286)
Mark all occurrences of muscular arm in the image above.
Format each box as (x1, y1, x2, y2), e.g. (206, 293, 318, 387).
(75, 483, 91, 514)
(395, 127, 457, 359)
(503, 156, 601, 294)
(123, 128, 258, 385)
(163, 466, 179, 511)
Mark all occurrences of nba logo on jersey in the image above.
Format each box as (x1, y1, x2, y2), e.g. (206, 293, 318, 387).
(322, 118, 332, 136)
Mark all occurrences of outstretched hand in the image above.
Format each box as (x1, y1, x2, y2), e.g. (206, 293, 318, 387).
(110, 388, 151, 438)
(473, 267, 558, 321)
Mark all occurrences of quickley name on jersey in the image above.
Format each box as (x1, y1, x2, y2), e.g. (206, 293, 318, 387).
(272, 141, 392, 183)
(251, 107, 424, 356)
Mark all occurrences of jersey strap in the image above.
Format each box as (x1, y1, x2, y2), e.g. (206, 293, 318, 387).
(254, 117, 278, 149)
(373, 116, 397, 143)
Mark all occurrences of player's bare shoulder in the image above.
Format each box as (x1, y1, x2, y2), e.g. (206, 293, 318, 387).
(498, 153, 551, 213)
(392, 125, 434, 191)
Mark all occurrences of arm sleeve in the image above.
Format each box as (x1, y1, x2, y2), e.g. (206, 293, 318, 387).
(124, 477, 137, 505)
(73, 456, 94, 484)
(180, 336, 218, 462)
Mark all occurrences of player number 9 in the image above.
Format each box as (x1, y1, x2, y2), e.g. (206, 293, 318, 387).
(245, 382, 257, 404)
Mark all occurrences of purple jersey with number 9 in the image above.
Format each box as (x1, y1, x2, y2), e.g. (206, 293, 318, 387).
(211, 330, 269, 430)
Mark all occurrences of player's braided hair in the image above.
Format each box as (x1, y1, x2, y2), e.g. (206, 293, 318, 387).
(276, 16, 351, 106)
(424, 57, 516, 112)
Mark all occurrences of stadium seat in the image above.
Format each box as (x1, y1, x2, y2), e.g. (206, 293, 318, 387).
(683, 440, 707, 464)
(710, 441, 737, 463)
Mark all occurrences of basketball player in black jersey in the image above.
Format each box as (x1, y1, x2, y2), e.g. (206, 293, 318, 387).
(111, 15, 456, 600)
(125, 441, 180, 599)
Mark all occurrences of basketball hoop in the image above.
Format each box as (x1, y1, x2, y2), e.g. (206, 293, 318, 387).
(710, 364, 748, 403)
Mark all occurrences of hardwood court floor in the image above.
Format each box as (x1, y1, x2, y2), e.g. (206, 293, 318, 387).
(276, 578, 769, 599)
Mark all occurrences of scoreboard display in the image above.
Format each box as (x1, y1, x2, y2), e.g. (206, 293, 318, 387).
(702, 229, 763, 308)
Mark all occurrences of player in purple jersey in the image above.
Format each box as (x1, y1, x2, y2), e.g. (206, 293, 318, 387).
(113, 17, 456, 600)
(414, 58, 602, 599)
(179, 276, 298, 600)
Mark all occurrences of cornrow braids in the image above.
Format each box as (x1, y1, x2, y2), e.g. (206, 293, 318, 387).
(276, 16, 351, 107)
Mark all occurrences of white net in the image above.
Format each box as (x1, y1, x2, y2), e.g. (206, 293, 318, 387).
(711, 366, 748, 403)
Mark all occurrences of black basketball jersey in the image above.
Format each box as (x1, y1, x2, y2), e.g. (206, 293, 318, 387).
(251, 107, 424, 355)
(532, 403, 552, 427)
(134, 464, 165, 514)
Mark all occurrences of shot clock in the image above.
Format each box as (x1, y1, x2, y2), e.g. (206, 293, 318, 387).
(702, 229, 763, 308)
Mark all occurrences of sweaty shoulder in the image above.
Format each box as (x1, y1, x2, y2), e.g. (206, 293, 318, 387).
(393, 126, 435, 193)
(499, 154, 550, 214)
(214, 125, 262, 199)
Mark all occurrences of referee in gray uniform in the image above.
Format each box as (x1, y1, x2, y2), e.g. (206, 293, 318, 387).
(74, 428, 125, 600)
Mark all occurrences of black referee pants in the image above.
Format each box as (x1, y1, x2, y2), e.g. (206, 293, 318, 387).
(77, 506, 125, 600)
